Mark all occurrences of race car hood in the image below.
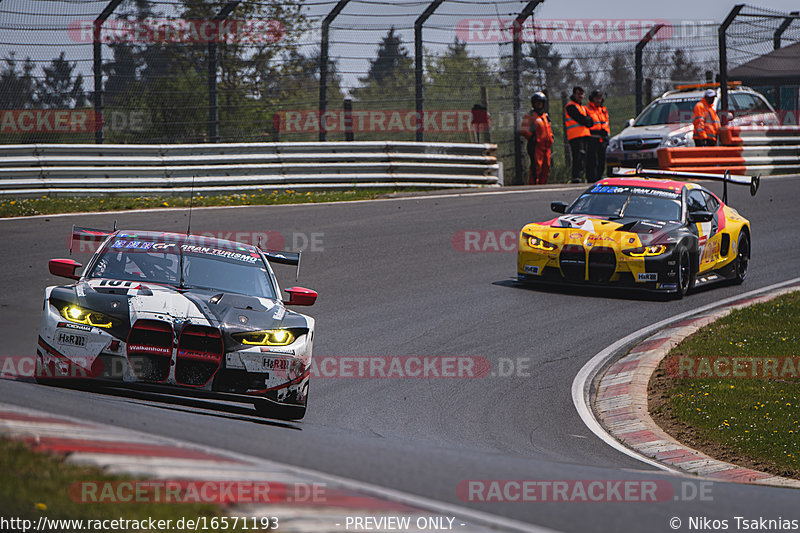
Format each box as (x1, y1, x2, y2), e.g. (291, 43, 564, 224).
(50, 279, 305, 342)
(524, 214, 682, 249)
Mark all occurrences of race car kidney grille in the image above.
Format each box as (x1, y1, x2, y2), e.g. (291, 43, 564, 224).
(559, 245, 586, 282)
(588, 246, 617, 283)
(126, 319, 172, 382)
(176, 325, 223, 387)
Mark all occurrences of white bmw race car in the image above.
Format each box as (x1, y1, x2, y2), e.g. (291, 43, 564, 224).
(36, 227, 317, 420)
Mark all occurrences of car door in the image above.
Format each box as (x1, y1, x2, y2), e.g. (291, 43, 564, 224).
(687, 188, 718, 273)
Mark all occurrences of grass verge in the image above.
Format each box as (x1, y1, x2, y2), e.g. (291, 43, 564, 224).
(0, 188, 431, 218)
(0, 438, 242, 531)
(649, 291, 800, 479)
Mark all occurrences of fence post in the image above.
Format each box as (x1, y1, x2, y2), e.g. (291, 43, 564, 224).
(343, 98, 354, 141)
(481, 86, 491, 143)
(208, 1, 240, 144)
(634, 24, 664, 116)
(414, 0, 445, 142)
(718, 4, 745, 121)
(319, 0, 351, 142)
(561, 92, 570, 169)
(93, 0, 124, 144)
(773, 11, 798, 111)
(512, 0, 544, 186)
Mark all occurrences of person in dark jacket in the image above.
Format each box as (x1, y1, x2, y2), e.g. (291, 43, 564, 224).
(564, 86, 594, 183)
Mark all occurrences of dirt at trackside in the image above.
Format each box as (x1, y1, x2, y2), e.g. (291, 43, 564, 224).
(648, 357, 800, 480)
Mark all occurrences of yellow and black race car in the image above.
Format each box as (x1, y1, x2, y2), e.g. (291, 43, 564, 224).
(517, 168, 760, 298)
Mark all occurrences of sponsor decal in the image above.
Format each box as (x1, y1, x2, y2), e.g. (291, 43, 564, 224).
(57, 322, 93, 332)
(181, 245, 258, 264)
(57, 331, 87, 347)
(128, 345, 171, 356)
(524, 265, 540, 275)
(262, 357, 289, 371)
(637, 273, 658, 282)
(591, 185, 680, 200)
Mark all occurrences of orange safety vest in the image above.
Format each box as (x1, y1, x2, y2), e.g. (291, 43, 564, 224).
(692, 99, 720, 143)
(564, 100, 591, 140)
(587, 102, 610, 136)
(521, 111, 554, 148)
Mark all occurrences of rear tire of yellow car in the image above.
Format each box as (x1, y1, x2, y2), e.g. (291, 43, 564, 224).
(733, 231, 750, 285)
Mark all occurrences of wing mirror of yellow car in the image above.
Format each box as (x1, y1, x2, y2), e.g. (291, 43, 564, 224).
(688, 210, 714, 223)
(551, 201, 568, 214)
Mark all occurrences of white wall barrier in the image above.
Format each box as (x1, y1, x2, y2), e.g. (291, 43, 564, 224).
(0, 141, 502, 197)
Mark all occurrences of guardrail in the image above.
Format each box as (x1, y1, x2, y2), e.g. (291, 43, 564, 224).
(657, 126, 800, 176)
(0, 141, 502, 197)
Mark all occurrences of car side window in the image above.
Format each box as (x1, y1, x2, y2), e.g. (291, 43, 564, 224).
(702, 191, 720, 212)
(687, 190, 707, 212)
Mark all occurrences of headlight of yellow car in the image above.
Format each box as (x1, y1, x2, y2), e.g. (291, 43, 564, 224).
(232, 329, 295, 346)
(524, 233, 558, 251)
(623, 245, 668, 257)
(59, 305, 114, 328)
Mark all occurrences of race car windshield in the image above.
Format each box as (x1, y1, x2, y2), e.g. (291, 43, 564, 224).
(634, 99, 696, 126)
(88, 239, 276, 298)
(570, 187, 681, 222)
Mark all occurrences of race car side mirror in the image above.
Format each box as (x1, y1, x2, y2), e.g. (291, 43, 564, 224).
(285, 287, 317, 306)
(49, 258, 82, 280)
(551, 202, 568, 214)
(688, 211, 714, 223)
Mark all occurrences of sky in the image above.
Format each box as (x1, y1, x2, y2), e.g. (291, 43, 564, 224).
(2, 0, 799, 93)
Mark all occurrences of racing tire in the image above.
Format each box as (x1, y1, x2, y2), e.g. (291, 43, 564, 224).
(673, 245, 696, 299)
(732, 231, 750, 285)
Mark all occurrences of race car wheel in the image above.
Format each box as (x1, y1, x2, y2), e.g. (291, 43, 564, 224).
(674, 245, 695, 299)
(733, 231, 750, 284)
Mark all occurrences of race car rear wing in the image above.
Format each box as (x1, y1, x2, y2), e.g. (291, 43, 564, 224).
(613, 165, 760, 204)
(260, 249, 302, 280)
(69, 225, 114, 255)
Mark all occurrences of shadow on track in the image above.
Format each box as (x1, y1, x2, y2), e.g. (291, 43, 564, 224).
(8, 377, 300, 430)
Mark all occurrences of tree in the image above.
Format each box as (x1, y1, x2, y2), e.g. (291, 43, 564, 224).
(35, 52, 86, 109)
(605, 52, 633, 97)
(0, 53, 35, 108)
(425, 39, 498, 106)
(669, 49, 702, 86)
(352, 27, 414, 107)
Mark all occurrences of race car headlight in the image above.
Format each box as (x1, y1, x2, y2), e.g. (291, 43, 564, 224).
(59, 305, 114, 328)
(233, 329, 295, 346)
(524, 234, 558, 251)
(623, 245, 668, 257)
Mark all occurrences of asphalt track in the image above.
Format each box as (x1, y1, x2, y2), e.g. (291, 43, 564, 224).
(1, 177, 799, 532)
